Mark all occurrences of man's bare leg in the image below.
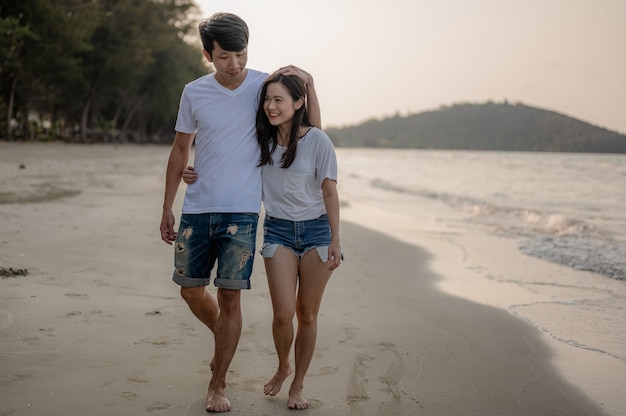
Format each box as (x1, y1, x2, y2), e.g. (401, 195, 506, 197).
(206, 288, 242, 413)
(180, 286, 219, 331)
(180, 286, 219, 371)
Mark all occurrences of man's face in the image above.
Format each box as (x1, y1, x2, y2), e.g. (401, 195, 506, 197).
(206, 41, 248, 85)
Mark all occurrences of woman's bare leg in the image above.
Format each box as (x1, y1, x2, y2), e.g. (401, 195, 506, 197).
(289, 250, 333, 409)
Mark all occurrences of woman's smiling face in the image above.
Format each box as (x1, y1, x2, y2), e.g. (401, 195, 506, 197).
(263, 82, 303, 128)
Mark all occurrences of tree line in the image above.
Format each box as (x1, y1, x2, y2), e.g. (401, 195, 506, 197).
(1, 0, 209, 143)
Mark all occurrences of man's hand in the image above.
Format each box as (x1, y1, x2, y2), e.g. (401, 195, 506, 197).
(274, 65, 313, 87)
(160, 209, 177, 245)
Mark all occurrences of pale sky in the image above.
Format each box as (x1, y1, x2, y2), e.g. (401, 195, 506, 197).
(196, 0, 626, 133)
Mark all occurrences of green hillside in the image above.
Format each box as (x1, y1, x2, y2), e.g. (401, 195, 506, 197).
(326, 102, 626, 153)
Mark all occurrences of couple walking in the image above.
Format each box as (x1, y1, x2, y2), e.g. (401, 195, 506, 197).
(159, 12, 342, 413)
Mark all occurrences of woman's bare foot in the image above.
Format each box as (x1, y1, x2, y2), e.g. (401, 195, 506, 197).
(206, 388, 231, 413)
(263, 367, 292, 396)
(287, 385, 308, 410)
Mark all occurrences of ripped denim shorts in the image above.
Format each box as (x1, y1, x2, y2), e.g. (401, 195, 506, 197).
(172, 213, 258, 290)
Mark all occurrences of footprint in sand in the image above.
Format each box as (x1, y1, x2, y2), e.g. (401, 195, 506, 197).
(309, 366, 339, 377)
(37, 327, 54, 337)
(12, 372, 34, 381)
(135, 336, 180, 348)
(21, 335, 40, 345)
(65, 292, 89, 299)
(146, 401, 171, 412)
(121, 391, 137, 401)
(346, 347, 410, 416)
(105, 391, 137, 406)
(339, 325, 359, 343)
(346, 353, 373, 404)
(127, 371, 149, 384)
(378, 342, 404, 400)
(177, 322, 196, 336)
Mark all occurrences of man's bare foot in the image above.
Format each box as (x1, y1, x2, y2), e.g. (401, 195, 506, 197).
(206, 389, 231, 413)
(287, 385, 308, 410)
(263, 368, 292, 396)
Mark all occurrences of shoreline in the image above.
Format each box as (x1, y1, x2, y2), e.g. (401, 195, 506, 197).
(339, 199, 626, 416)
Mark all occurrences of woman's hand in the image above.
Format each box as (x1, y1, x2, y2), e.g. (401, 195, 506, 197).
(182, 165, 198, 184)
(327, 242, 342, 271)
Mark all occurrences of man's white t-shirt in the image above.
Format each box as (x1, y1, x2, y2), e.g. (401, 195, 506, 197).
(175, 69, 268, 214)
(261, 128, 338, 221)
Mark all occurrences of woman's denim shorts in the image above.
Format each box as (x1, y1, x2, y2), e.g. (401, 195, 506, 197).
(261, 214, 333, 261)
(172, 213, 258, 290)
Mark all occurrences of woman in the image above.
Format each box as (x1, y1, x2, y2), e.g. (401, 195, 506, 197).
(183, 72, 342, 410)
(256, 73, 342, 409)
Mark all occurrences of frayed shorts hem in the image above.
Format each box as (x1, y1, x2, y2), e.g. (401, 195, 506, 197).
(261, 243, 330, 262)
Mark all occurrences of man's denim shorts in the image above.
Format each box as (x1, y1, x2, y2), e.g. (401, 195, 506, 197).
(172, 213, 259, 290)
(261, 214, 333, 261)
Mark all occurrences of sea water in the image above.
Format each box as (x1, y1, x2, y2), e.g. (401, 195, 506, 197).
(335, 148, 626, 365)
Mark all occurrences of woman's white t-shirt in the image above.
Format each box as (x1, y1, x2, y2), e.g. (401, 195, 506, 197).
(262, 128, 338, 221)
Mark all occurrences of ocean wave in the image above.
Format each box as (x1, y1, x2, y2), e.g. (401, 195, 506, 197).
(468, 202, 625, 280)
(369, 181, 625, 280)
(520, 236, 626, 280)
(413, 188, 602, 236)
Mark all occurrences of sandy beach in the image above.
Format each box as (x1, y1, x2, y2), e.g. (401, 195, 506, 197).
(0, 142, 619, 415)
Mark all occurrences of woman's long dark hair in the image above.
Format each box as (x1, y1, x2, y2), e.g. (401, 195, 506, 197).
(256, 74, 311, 168)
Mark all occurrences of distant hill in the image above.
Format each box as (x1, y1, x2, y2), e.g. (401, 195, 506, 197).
(326, 102, 626, 153)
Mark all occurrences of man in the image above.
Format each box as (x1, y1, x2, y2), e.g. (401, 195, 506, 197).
(159, 12, 320, 413)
